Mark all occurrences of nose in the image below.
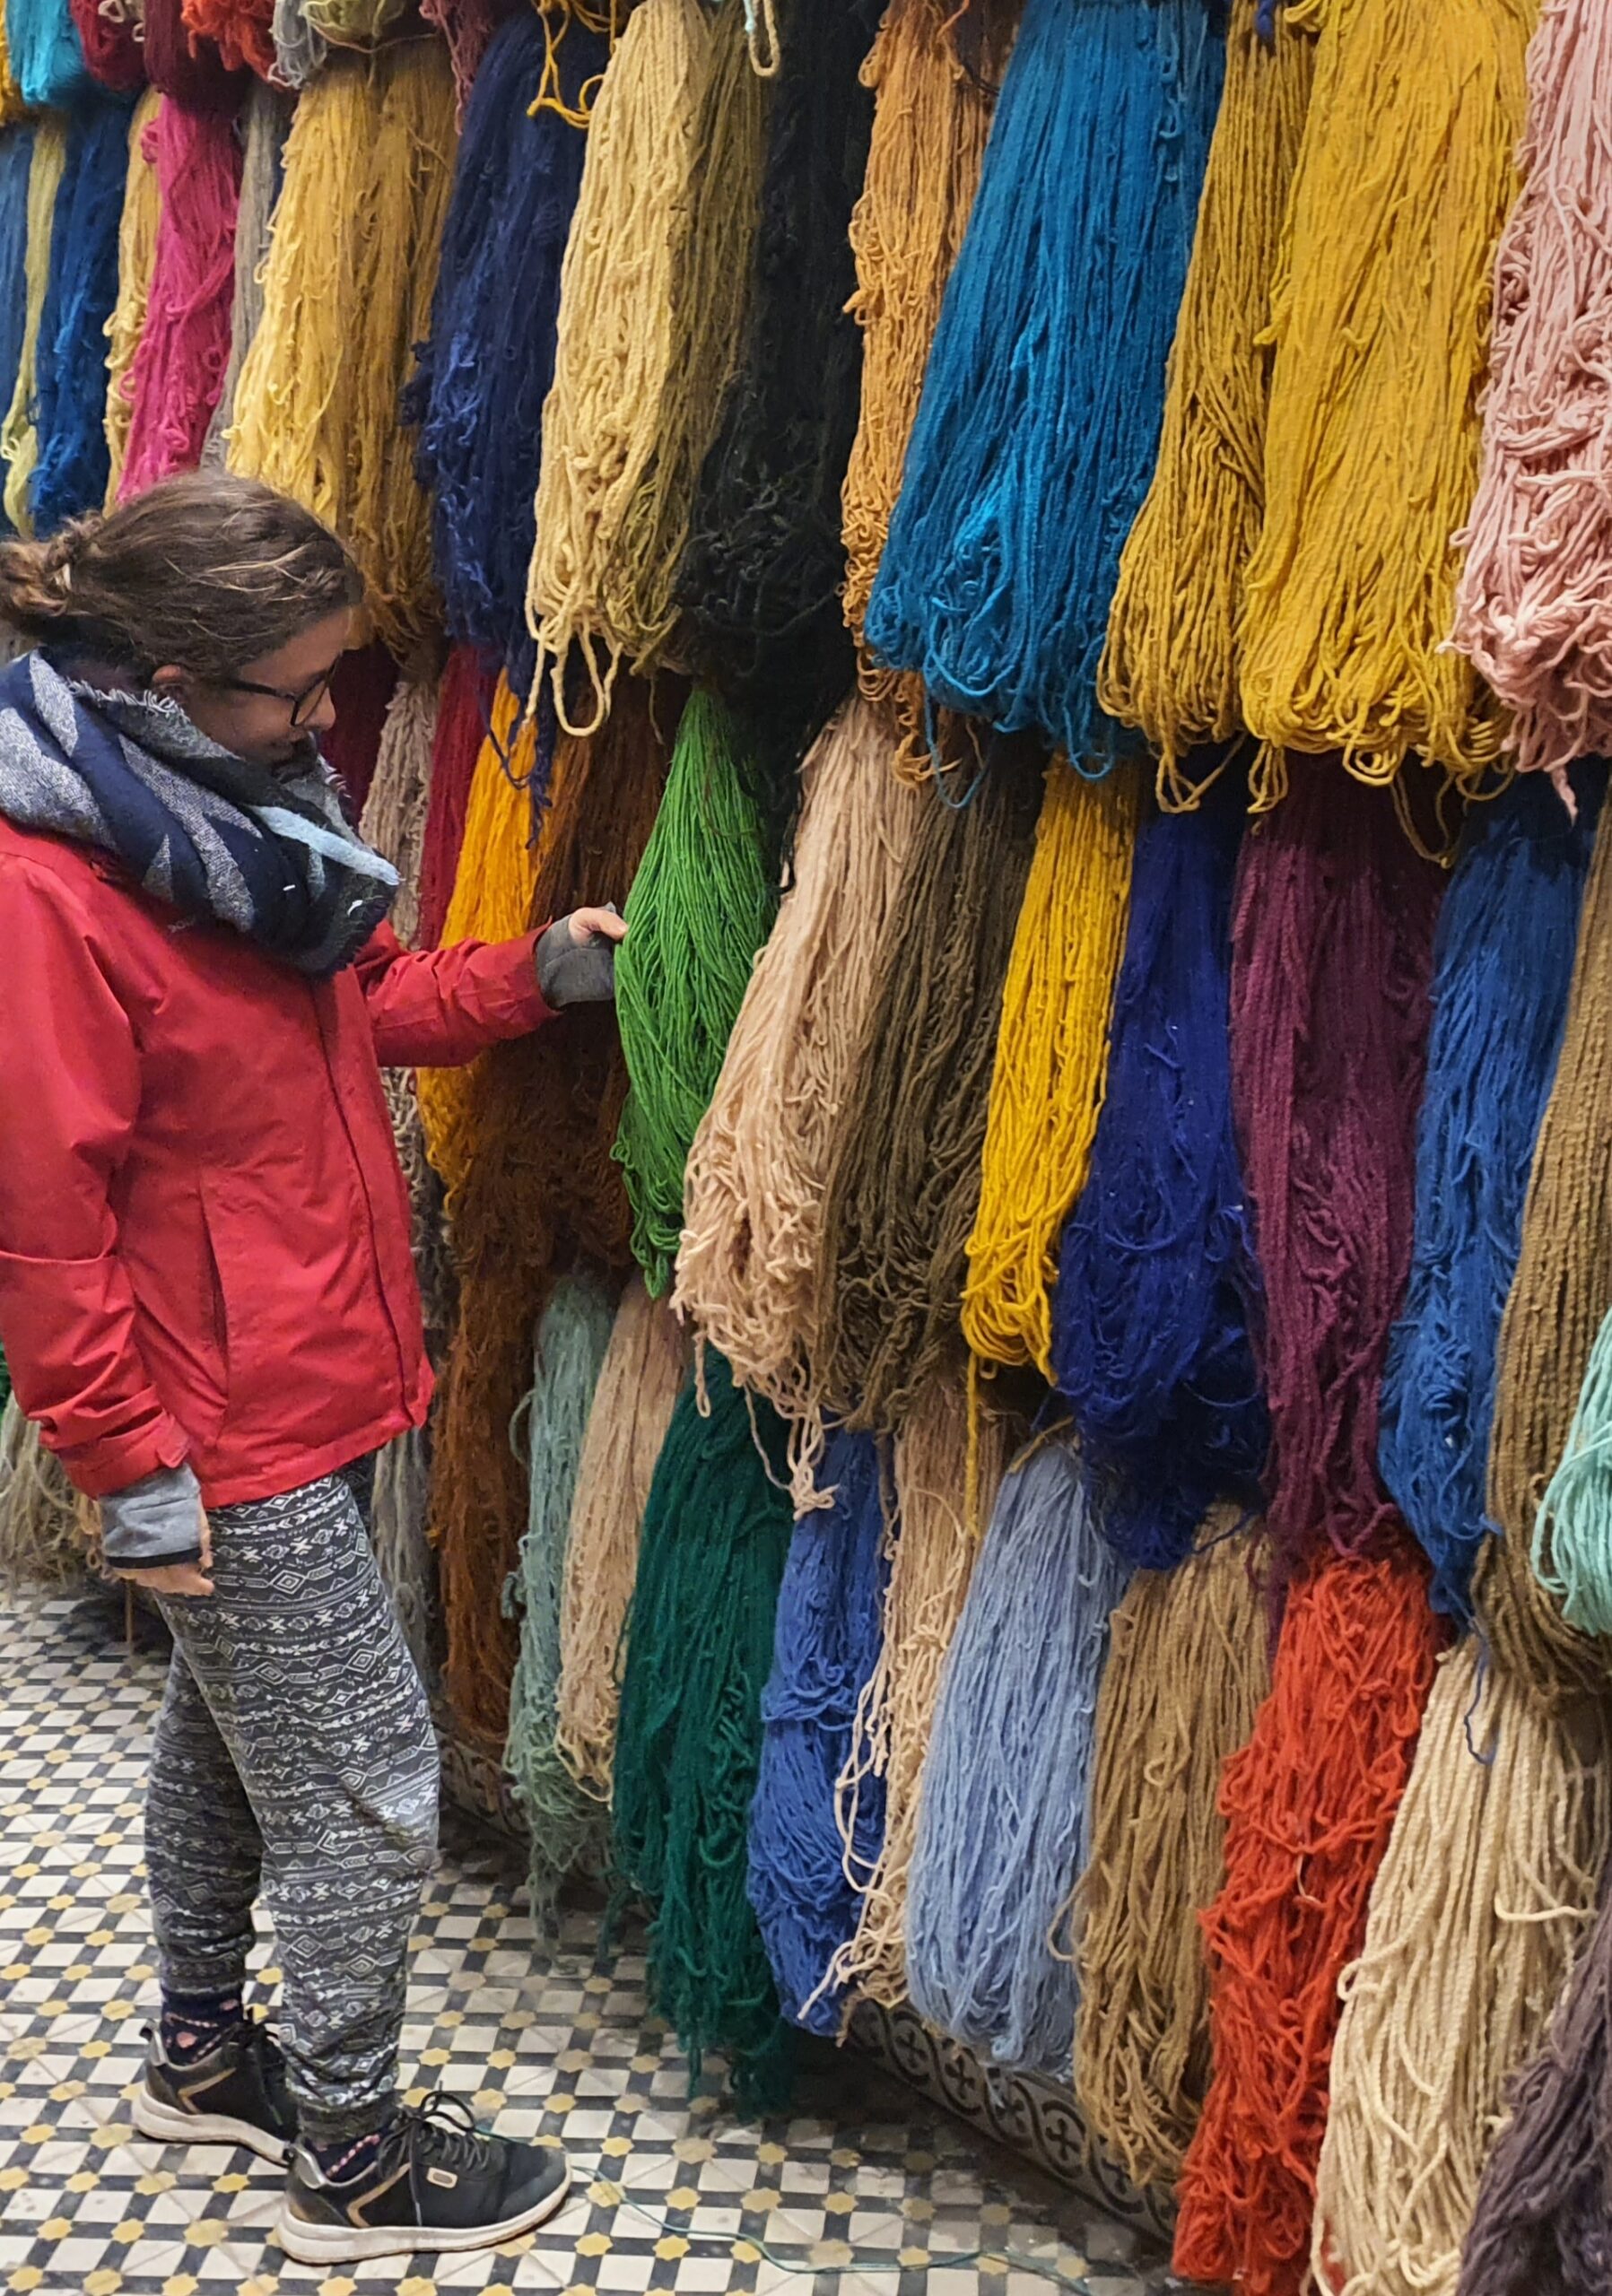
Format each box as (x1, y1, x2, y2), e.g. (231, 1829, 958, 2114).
(305, 686, 338, 739)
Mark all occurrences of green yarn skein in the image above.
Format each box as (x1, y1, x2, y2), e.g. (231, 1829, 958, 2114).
(614, 686, 779, 1295)
(612, 1348, 797, 2109)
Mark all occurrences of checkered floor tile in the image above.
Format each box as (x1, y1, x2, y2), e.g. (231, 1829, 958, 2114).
(0, 1589, 1174, 2295)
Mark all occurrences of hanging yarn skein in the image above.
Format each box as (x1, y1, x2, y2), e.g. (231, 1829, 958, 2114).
(411, 8, 603, 672)
(672, 0, 872, 829)
(748, 1426, 890, 2036)
(142, 0, 248, 109)
(612, 1352, 797, 2110)
(1313, 1641, 1612, 2296)
(814, 752, 1040, 1438)
(1073, 1518, 1270, 2194)
(1452, 0, 1612, 796)
(841, 0, 1015, 718)
(963, 761, 1137, 1376)
(555, 1275, 690, 1801)
(1476, 800, 1612, 1706)
(674, 697, 923, 1425)
(31, 95, 131, 537)
(101, 90, 159, 506)
(614, 685, 778, 1296)
(416, 645, 495, 950)
(0, 125, 37, 535)
(358, 672, 438, 950)
(604, 0, 769, 679)
(1380, 773, 1599, 1624)
(1236, 0, 1532, 800)
(419, 0, 518, 117)
(429, 677, 670, 1745)
(1173, 1543, 1442, 2296)
(823, 1372, 1014, 2010)
(1229, 772, 1443, 1574)
(70, 0, 143, 88)
(183, 0, 274, 77)
(0, 13, 21, 119)
(5, 0, 90, 106)
(202, 82, 288, 470)
(526, 0, 715, 732)
(118, 96, 240, 500)
(865, 0, 1223, 767)
(1100, 0, 1315, 803)
(0, 117, 65, 538)
(1456, 1877, 1612, 2296)
(1052, 787, 1267, 1570)
(905, 1430, 1130, 2073)
(0, 1395, 100, 1592)
(229, 41, 457, 660)
(504, 1274, 616, 1926)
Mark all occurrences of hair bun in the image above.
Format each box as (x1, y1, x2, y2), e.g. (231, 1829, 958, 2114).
(0, 516, 100, 640)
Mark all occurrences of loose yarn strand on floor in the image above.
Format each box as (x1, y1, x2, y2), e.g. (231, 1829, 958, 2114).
(825, 1370, 1011, 2009)
(1477, 805, 1612, 1705)
(905, 1431, 1131, 2073)
(1236, 0, 1533, 797)
(1313, 1641, 1612, 2296)
(1451, 0, 1612, 796)
(504, 1273, 616, 1926)
(613, 685, 779, 1296)
(555, 1275, 690, 1801)
(1229, 772, 1444, 1573)
(1381, 775, 1598, 1623)
(1099, 0, 1316, 800)
(863, 0, 1224, 766)
(963, 762, 1137, 1376)
(1173, 1543, 1443, 2296)
(674, 697, 923, 1422)
(1072, 1516, 1270, 2192)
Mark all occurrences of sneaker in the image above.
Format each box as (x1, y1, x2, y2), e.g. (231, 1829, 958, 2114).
(277, 2092, 571, 2265)
(133, 2016, 298, 2164)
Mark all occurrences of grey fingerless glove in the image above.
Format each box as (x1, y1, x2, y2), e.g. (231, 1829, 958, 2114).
(100, 1461, 204, 1572)
(536, 908, 620, 1007)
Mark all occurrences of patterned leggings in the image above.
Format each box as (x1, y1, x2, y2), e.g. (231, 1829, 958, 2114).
(144, 1465, 439, 2144)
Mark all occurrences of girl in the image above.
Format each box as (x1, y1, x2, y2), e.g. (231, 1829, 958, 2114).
(0, 471, 616, 2265)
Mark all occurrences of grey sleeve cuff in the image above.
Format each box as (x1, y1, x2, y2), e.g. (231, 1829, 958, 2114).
(100, 1462, 204, 1571)
(536, 911, 618, 1007)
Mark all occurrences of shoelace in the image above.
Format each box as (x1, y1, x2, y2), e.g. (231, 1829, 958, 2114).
(385, 2091, 501, 2179)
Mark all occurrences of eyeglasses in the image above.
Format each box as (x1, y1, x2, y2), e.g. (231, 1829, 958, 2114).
(216, 662, 340, 729)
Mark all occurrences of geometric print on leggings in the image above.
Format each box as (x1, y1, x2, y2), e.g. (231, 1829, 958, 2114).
(144, 1469, 439, 2143)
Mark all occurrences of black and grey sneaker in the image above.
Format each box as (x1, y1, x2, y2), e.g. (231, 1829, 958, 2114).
(132, 2017, 298, 2163)
(277, 2092, 571, 2265)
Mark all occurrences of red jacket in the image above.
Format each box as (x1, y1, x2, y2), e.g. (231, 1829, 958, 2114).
(0, 817, 551, 1505)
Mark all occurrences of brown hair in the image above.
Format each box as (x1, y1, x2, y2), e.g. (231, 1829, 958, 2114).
(0, 472, 366, 681)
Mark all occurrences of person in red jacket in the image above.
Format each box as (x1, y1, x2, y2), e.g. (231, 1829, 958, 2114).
(0, 472, 616, 2266)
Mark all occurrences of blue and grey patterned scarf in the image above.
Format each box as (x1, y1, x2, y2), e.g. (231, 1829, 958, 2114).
(0, 650, 397, 975)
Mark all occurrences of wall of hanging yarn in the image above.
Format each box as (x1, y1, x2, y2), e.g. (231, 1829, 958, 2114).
(9, 4, 1612, 2283)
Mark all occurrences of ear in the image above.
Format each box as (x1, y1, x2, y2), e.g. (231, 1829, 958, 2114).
(148, 665, 186, 694)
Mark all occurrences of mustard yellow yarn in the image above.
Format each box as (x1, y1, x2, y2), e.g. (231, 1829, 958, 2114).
(963, 761, 1137, 1375)
(2, 117, 66, 540)
(1100, 0, 1315, 806)
(103, 88, 162, 509)
(228, 42, 457, 659)
(1234, 0, 1533, 801)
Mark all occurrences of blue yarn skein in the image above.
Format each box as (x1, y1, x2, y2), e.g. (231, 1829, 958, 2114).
(1380, 770, 1600, 1623)
(748, 1427, 891, 2037)
(1050, 789, 1266, 1570)
(0, 124, 37, 540)
(905, 1432, 1130, 2074)
(864, 0, 1223, 768)
(32, 95, 131, 536)
(409, 12, 602, 680)
(6, 0, 89, 109)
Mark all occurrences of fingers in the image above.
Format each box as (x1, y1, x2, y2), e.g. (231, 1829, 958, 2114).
(117, 1562, 214, 1598)
(566, 905, 627, 946)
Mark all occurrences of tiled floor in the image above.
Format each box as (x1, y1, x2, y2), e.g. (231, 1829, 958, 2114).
(0, 1589, 1172, 2296)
